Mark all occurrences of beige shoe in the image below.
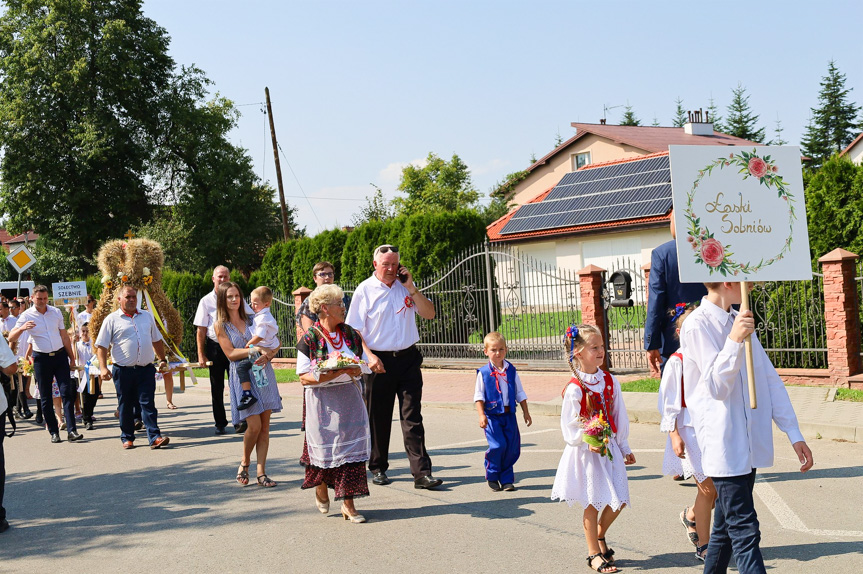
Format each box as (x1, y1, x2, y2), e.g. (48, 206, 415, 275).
(341, 504, 366, 523)
(315, 491, 329, 514)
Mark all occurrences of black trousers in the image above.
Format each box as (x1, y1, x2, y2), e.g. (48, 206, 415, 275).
(363, 347, 431, 479)
(16, 375, 31, 415)
(1, 415, 6, 523)
(206, 338, 229, 428)
(81, 377, 100, 423)
(32, 349, 77, 435)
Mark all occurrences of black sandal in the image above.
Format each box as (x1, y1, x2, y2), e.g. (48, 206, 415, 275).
(236, 464, 249, 486)
(680, 507, 699, 547)
(257, 474, 277, 488)
(586, 553, 618, 573)
(598, 537, 615, 565)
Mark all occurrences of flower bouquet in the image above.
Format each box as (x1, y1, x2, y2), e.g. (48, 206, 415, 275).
(582, 412, 614, 461)
(18, 357, 34, 376)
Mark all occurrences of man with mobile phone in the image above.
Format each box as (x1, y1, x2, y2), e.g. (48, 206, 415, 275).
(346, 244, 441, 489)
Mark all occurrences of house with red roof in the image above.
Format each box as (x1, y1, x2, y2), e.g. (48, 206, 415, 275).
(489, 116, 762, 273)
(2, 230, 39, 253)
(840, 132, 863, 165)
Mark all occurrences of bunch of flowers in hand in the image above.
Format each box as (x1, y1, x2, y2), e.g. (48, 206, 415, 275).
(18, 357, 33, 376)
(582, 412, 614, 461)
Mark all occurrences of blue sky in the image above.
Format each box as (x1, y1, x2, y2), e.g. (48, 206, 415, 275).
(142, 0, 863, 235)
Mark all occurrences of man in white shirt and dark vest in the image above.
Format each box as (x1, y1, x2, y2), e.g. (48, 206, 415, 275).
(95, 284, 170, 450)
(194, 265, 253, 434)
(345, 244, 441, 489)
(17, 285, 81, 443)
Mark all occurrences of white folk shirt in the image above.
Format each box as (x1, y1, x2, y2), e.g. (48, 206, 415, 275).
(2, 314, 17, 332)
(345, 275, 419, 352)
(657, 354, 691, 431)
(95, 308, 163, 367)
(473, 360, 528, 405)
(19, 305, 65, 353)
(252, 308, 280, 349)
(679, 297, 804, 478)
(193, 290, 254, 342)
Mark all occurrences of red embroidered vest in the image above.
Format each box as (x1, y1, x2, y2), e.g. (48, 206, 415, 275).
(563, 370, 617, 434)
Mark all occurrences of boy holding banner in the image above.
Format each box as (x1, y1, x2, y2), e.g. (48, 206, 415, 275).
(669, 145, 816, 573)
(679, 283, 813, 573)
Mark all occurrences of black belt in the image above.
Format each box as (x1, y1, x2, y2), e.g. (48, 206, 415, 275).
(33, 349, 66, 357)
(371, 344, 417, 358)
(115, 364, 154, 370)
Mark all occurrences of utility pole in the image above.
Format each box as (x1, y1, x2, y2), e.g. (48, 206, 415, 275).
(265, 87, 291, 240)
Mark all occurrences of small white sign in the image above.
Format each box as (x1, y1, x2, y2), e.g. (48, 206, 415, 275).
(670, 145, 811, 283)
(6, 245, 36, 273)
(52, 281, 87, 301)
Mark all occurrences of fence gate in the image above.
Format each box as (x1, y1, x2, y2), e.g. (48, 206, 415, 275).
(603, 257, 649, 371)
(417, 242, 581, 363)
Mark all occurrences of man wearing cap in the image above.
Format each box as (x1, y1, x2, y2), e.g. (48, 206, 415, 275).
(194, 265, 253, 434)
(346, 244, 441, 489)
(95, 284, 170, 450)
(17, 285, 81, 443)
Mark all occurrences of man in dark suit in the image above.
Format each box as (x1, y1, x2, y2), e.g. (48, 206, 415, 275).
(644, 210, 707, 376)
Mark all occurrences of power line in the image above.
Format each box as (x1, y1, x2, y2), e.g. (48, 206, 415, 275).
(276, 142, 324, 230)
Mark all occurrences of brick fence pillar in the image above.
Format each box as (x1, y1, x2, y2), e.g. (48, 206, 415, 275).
(292, 286, 312, 342)
(578, 264, 608, 371)
(818, 248, 861, 386)
(641, 261, 651, 302)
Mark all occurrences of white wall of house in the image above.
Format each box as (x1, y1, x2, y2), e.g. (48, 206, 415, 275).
(848, 141, 863, 165)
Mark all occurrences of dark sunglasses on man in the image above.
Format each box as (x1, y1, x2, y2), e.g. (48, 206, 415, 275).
(375, 244, 399, 255)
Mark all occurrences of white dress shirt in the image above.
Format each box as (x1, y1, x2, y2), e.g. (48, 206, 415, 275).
(251, 308, 280, 349)
(473, 360, 528, 405)
(19, 305, 65, 352)
(194, 290, 254, 342)
(2, 314, 17, 332)
(680, 297, 805, 478)
(345, 275, 419, 352)
(95, 308, 164, 367)
(77, 310, 92, 327)
(657, 354, 691, 431)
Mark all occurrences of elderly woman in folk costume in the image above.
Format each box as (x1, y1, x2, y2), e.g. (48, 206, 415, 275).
(296, 284, 371, 523)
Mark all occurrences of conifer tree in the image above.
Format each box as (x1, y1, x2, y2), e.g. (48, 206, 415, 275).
(619, 104, 640, 126)
(672, 97, 687, 128)
(723, 83, 765, 142)
(801, 60, 861, 166)
(707, 96, 724, 132)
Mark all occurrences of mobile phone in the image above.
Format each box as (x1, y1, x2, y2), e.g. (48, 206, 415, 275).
(397, 268, 408, 283)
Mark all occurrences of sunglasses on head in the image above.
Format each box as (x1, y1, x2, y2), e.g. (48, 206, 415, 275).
(376, 245, 398, 254)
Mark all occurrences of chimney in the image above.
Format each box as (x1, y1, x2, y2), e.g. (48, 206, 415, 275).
(600, 118, 606, 125)
(684, 107, 714, 136)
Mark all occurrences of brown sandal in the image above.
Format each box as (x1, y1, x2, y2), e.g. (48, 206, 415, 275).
(257, 474, 277, 488)
(236, 464, 249, 486)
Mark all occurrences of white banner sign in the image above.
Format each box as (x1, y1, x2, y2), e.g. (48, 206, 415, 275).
(52, 281, 87, 301)
(670, 145, 811, 282)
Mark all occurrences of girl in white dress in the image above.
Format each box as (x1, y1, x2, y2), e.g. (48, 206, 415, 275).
(551, 325, 636, 574)
(657, 304, 716, 562)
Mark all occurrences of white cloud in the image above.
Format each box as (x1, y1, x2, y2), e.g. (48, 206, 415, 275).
(377, 157, 428, 189)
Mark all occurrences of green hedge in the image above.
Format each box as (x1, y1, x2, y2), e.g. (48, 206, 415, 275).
(258, 210, 487, 292)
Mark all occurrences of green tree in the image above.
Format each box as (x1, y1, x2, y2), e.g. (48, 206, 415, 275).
(619, 104, 641, 126)
(723, 83, 765, 142)
(651, 116, 660, 127)
(801, 60, 862, 166)
(804, 155, 863, 260)
(391, 152, 479, 215)
(0, 0, 170, 274)
(707, 96, 724, 132)
(769, 117, 787, 146)
(672, 97, 687, 127)
(352, 185, 393, 226)
(132, 207, 207, 273)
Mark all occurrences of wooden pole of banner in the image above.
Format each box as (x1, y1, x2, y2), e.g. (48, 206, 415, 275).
(739, 281, 757, 409)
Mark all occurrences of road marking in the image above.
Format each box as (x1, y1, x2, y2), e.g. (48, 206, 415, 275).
(428, 428, 556, 450)
(755, 477, 863, 538)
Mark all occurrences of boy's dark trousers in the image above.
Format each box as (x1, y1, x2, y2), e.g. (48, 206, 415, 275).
(704, 469, 766, 574)
(81, 377, 100, 423)
(484, 409, 520, 485)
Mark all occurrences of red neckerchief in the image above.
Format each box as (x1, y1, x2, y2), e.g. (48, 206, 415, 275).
(488, 362, 507, 392)
(123, 309, 139, 319)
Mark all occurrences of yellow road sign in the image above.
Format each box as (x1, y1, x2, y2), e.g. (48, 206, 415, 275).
(7, 245, 36, 273)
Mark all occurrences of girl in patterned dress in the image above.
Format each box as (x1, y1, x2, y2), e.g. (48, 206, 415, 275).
(658, 304, 715, 562)
(551, 325, 636, 573)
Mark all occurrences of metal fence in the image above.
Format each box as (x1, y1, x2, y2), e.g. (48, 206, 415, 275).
(603, 258, 649, 371)
(750, 273, 827, 369)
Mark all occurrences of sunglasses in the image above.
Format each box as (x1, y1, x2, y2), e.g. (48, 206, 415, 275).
(376, 245, 398, 254)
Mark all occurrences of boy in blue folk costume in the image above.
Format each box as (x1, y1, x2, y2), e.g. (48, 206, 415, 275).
(474, 332, 532, 492)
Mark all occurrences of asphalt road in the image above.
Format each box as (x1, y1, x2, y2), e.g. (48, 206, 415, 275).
(2, 386, 862, 573)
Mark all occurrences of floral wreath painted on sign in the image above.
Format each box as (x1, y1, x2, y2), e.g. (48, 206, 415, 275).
(684, 149, 796, 276)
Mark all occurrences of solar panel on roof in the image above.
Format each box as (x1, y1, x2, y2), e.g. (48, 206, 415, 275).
(499, 155, 672, 236)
